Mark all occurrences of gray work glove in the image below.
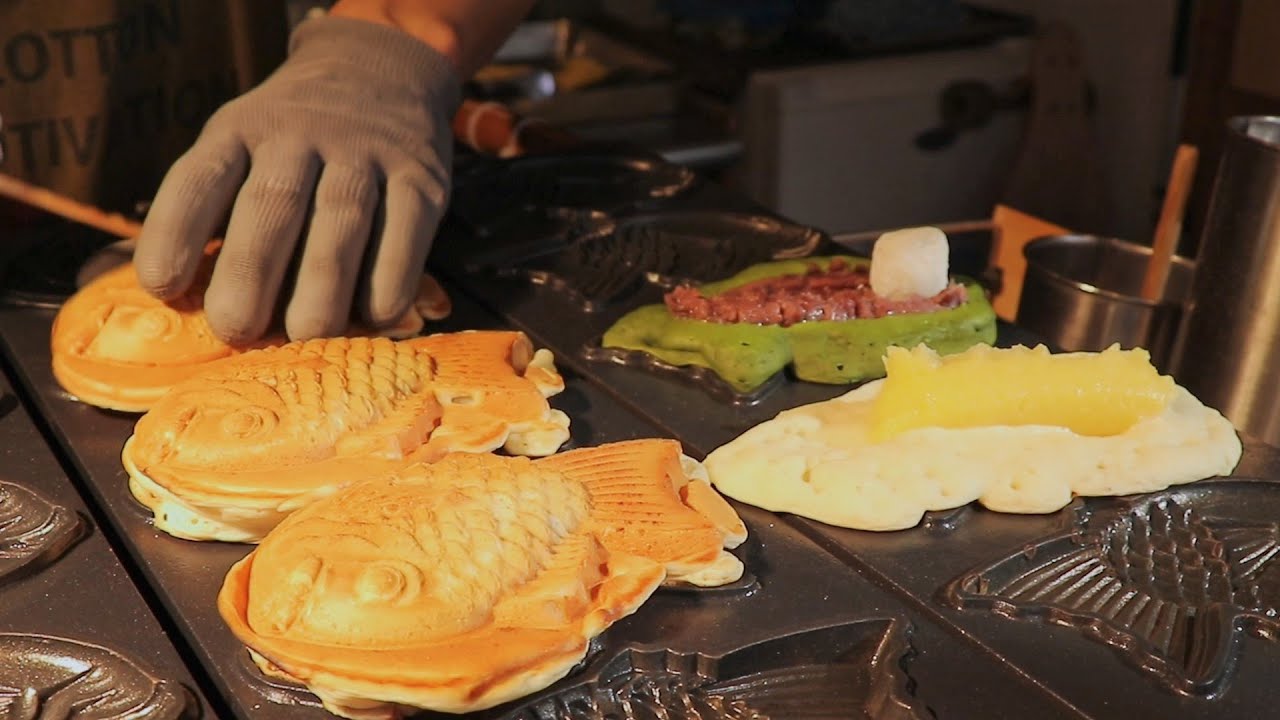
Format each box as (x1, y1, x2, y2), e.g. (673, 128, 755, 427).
(135, 16, 460, 343)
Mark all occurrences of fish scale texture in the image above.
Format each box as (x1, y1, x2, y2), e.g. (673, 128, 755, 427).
(249, 455, 593, 645)
(217, 441, 744, 717)
(241, 337, 434, 420)
(123, 330, 571, 543)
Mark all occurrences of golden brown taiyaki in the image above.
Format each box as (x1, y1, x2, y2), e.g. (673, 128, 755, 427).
(51, 241, 452, 413)
(538, 439, 747, 587)
(217, 440, 746, 718)
(123, 331, 570, 543)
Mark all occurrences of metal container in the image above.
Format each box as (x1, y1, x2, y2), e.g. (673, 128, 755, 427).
(1016, 234, 1194, 370)
(1173, 115, 1280, 445)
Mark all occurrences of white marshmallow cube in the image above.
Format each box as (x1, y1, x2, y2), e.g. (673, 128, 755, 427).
(869, 226, 950, 299)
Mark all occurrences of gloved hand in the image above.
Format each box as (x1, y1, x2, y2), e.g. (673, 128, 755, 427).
(134, 15, 460, 343)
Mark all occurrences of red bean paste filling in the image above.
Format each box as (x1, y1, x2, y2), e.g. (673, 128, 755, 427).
(664, 259, 967, 327)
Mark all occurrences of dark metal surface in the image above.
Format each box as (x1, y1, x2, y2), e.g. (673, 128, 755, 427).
(0, 353, 211, 718)
(0, 481, 81, 583)
(0, 634, 191, 719)
(0, 223, 119, 309)
(451, 151, 699, 224)
(466, 210, 825, 312)
(1018, 234, 1194, 372)
(0, 291, 1074, 720)
(1, 150, 1277, 719)
(792, 467, 1280, 719)
(430, 151, 1280, 719)
(509, 620, 924, 720)
(1173, 115, 1280, 446)
(942, 481, 1280, 697)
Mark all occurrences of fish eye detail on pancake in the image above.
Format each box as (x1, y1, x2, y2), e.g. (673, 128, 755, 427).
(123, 331, 572, 543)
(50, 241, 452, 413)
(217, 440, 746, 718)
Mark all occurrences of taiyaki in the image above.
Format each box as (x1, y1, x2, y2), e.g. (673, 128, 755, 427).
(537, 439, 747, 587)
(51, 241, 452, 413)
(123, 331, 570, 543)
(217, 440, 746, 718)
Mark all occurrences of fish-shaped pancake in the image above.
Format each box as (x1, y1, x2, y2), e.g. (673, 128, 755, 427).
(217, 440, 746, 718)
(51, 241, 452, 413)
(538, 439, 747, 587)
(123, 331, 570, 543)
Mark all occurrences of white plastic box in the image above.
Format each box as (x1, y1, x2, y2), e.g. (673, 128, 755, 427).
(732, 37, 1031, 234)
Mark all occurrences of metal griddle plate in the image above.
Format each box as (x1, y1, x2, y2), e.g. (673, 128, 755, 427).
(1, 153, 1269, 719)
(434, 153, 1280, 718)
(0, 353, 211, 717)
(0, 287, 1072, 720)
(0, 229, 1077, 719)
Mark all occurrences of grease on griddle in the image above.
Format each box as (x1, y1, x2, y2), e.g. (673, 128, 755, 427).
(510, 620, 927, 720)
(0, 482, 84, 584)
(0, 634, 191, 719)
(452, 153, 696, 222)
(486, 212, 826, 312)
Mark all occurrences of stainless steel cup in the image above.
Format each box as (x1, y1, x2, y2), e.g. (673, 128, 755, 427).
(1017, 235, 1194, 371)
(1172, 115, 1280, 445)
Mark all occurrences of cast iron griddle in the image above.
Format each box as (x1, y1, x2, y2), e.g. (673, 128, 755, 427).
(0, 149, 1274, 719)
(434, 151, 1280, 718)
(0, 350, 214, 718)
(0, 279, 1078, 720)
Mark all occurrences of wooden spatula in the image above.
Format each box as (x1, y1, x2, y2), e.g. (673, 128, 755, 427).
(1140, 144, 1199, 302)
(0, 171, 141, 238)
(989, 204, 1072, 322)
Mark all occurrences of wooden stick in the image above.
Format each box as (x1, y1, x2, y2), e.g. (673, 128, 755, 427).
(1141, 144, 1199, 301)
(0, 172, 142, 239)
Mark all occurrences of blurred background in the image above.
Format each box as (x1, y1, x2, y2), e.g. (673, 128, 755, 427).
(285, 0, 1275, 259)
(3, 0, 1276, 263)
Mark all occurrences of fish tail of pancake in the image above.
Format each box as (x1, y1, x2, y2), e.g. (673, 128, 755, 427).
(415, 331, 570, 457)
(537, 440, 747, 587)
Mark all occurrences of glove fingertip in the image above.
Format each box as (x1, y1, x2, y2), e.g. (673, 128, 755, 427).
(204, 286, 269, 346)
(133, 236, 194, 300)
(360, 290, 414, 330)
(284, 307, 346, 343)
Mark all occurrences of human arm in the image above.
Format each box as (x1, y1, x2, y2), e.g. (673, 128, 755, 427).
(329, 0, 536, 79)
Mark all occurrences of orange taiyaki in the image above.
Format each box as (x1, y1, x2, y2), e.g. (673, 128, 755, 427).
(123, 331, 570, 543)
(538, 439, 747, 587)
(51, 241, 452, 413)
(217, 440, 746, 718)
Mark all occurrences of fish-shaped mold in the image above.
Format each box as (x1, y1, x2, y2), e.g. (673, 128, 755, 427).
(943, 483, 1280, 696)
(489, 212, 826, 311)
(598, 256, 997, 399)
(440, 207, 615, 274)
(51, 241, 452, 413)
(123, 331, 571, 543)
(0, 482, 83, 583)
(509, 619, 925, 720)
(0, 634, 190, 719)
(218, 445, 706, 718)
